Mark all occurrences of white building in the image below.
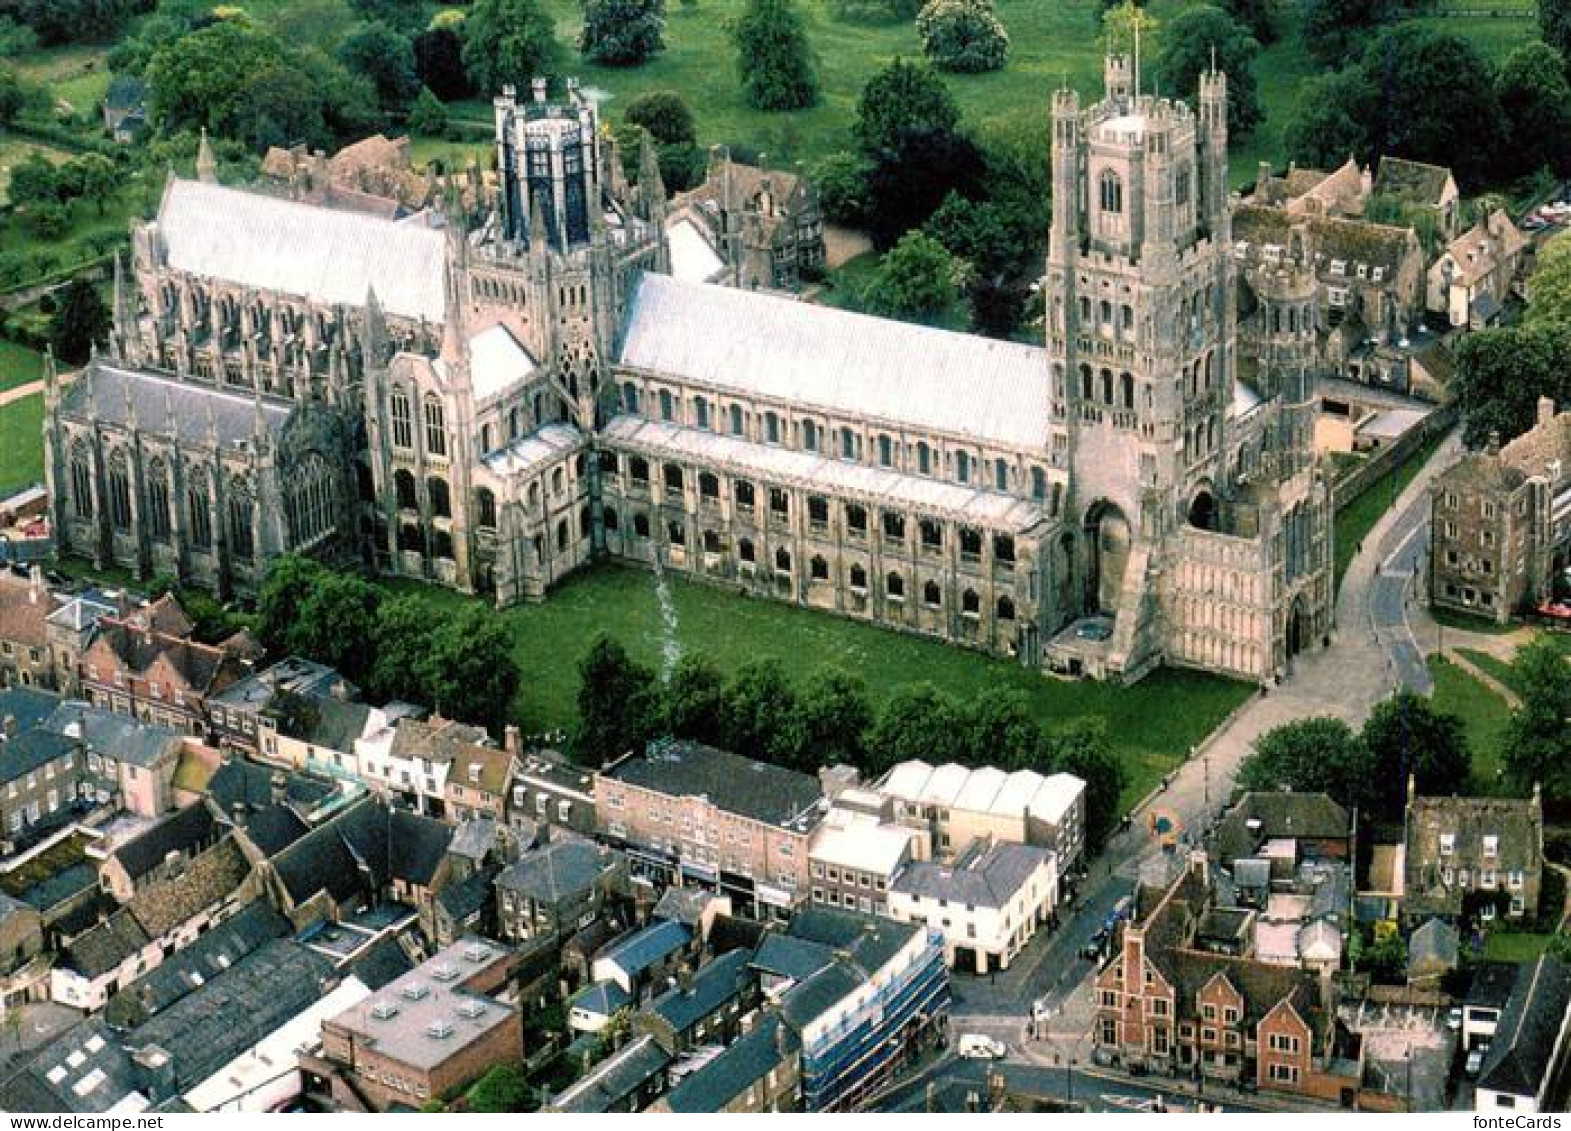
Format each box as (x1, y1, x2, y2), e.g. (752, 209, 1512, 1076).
(807, 804, 921, 915)
(876, 760, 1086, 870)
(887, 837, 1057, 974)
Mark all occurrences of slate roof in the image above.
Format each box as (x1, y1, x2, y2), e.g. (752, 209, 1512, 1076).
(156, 178, 447, 323)
(1374, 157, 1454, 207)
(1407, 917, 1459, 976)
(617, 272, 1054, 451)
(550, 1032, 671, 1113)
(0, 687, 63, 735)
(60, 361, 291, 447)
(270, 797, 451, 908)
(110, 803, 218, 882)
(45, 702, 181, 768)
(653, 885, 722, 928)
(1478, 956, 1571, 1099)
(103, 901, 288, 1028)
(61, 907, 152, 978)
(236, 803, 309, 856)
(607, 740, 823, 828)
(346, 935, 415, 991)
(597, 919, 690, 977)
(1468, 961, 1520, 1011)
(1437, 451, 1528, 496)
(388, 715, 490, 766)
(572, 979, 633, 1017)
(435, 868, 494, 925)
(659, 1012, 797, 1112)
(496, 838, 617, 903)
(647, 947, 753, 1034)
(126, 938, 336, 1092)
(0, 727, 74, 786)
(448, 741, 512, 797)
(1212, 792, 1351, 866)
(892, 839, 1051, 910)
(1232, 206, 1417, 275)
(448, 817, 500, 861)
(206, 759, 338, 816)
(0, 1019, 140, 1113)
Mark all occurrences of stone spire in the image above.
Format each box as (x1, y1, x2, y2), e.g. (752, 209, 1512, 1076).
(638, 130, 666, 221)
(111, 250, 135, 361)
(196, 129, 217, 184)
(42, 345, 59, 413)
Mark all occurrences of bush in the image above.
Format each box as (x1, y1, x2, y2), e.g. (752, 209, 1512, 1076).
(579, 0, 666, 65)
(916, 0, 1008, 73)
(408, 86, 449, 135)
(731, 0, 820, 111)
(624, 89, 696, 146)
(812, 151, 872, 225)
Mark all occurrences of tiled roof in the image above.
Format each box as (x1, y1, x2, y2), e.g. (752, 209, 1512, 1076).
(659, 1012, 796, 1112)
(616, 272, 1054, 451)
(448, 741, 512, 797)
(61, 907, 151, 978)
(596, 919, 690, 977)
(0, 687, 64, 737)
(551, 1032, 671, 1113)
(1374, 157, 1453, 207)
(647, 947, 752, 1033)
(0, 575, 55, 647)
(110, 803, 218, 882)
(496, 838, 616, 903)
(60, 362, 291, 447)
(270, 797, 451, 908)
(606, 739, 823, 828)
(1478, 956, 1571, 1098)
(388, 715, 490, 766)
(126, 834, 250, 939)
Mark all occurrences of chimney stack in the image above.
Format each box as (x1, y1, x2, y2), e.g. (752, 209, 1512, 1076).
(1539, 396, 1556, 428)
(270, 771, 287, 806)
(505, 725, 522, 755)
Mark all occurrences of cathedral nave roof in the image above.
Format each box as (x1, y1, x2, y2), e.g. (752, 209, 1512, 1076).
(616, 273, 1053, 452)
(156, 178, 447, 324)
(62, 362, 291, 446)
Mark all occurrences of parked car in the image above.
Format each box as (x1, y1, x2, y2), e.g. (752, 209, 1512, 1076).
(1446, 1007, 1462, 1034)
(1465, 1044, 1490, 1078)
(958, 1033, 1007, 1060)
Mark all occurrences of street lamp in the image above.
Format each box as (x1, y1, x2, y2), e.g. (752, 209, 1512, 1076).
(1067, 1057, 1077, 1105)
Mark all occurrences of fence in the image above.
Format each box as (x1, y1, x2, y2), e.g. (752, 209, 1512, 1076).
(1331, 400, 1460, 516)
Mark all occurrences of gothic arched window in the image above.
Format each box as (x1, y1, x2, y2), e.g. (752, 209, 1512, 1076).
(1121, 371, 1135, 410)
(395, 469, 418, 511)
(885, 572, 904, 598)
(423, 395, 447, 457)
(390, 386, 412, 450)
(997, 595, 1016, 620)
(186, 469, 212, 549)
(428, 476, 451, 518)
(962, 589, 980, 615)
(476, 488, 497, 530)
(70, 443, 93, 519)
(107, 451, 131, 531)
(1099, 170, 1123, 214)
(917, 442, 931, 475)
(923, 580, 942, 607)
(227, 479, 254, 560)
(147, 460, 170, 540)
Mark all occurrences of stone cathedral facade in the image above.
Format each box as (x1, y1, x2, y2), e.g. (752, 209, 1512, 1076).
(45, 67, 1331, 685)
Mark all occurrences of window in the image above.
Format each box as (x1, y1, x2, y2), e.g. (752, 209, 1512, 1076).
(879, 436, 893, 467)
(766, 412, 780, 444)
(923, 580, 941, 607)
(917, 442, 931, 475)
(886, 572, 905, 599)
(107, 453, 131, 530)
(770, 488, 789, 518)
(847, 504, 867, 534)
(659, 389, 674, 421)
(850, 564, 868, 591)
(699, 472, 719, 500)
(803, 420, 818, 451)
(883, 511, 905, 541)
(477, 488, 497, 529)
(1099, 169, 1123, 214)
(663, 463, 684, 492)
(186, 472, 212, 549)
(391, 387, 413, 449)
(428, 476, 451, 518)
(423, 395, 446, 456)
(1440, 833, 1455, 856)
(810, 555, 829, 581)
(1483, 835, 1499, 858)
(841, 428, 856, 460)
(227, 483, 254, 559)
(956, 451, 970, 483)
(730, 404, 744, 435)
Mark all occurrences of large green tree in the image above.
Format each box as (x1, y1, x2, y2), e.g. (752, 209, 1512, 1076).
(1282, 69, 1369, 172)
(864, 683, 965, 775)
(654, 653, 726, 746)
(466, 1064, 531, 1113)
(861, 231, 959, 323)
(1299, 0, 1390, 68)
(423, 604, 518, 735)
(1451, 323, 1571, 447)
(1237, 716, 1371, 811)
(463, 0, 561, 94)
(295, 571, 383, 684)
(1503, 637, 1571, 803)
(338, 22, 421, 115)
(1540, 0, 1571, 62)
(864, 124, 988, 249)
(1049, 718, 1126, 852)
(962, 687, 1044, 771)
(1495, 41, 1571, 181)
(854, 57, 959, 156)
(916, 0, 1009, 73)
(731, 0, 820, 111)
(48, 278, 111, 367)
(721, 659, 803, 766)
(368, 592, 431, 703)
(146, 20, 291, 137)
(795, 667, 873, 771)
(1360, 690, 1471, 815)
(579, 0, 666, 65)
(573, 636, 656, 765)
(1155, 5, 1260, 137)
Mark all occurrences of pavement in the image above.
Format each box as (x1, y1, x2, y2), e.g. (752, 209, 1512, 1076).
(904, 427, 1468, 1113)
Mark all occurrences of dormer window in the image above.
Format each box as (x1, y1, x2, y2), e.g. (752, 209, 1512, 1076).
(1356, 264, 1369, 280)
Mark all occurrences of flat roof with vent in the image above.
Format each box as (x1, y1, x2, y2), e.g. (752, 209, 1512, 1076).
(328, 938, 516, 1070)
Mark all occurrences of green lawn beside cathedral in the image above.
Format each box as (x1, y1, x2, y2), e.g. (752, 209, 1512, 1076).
(387, 562, 1254, 810)
(0, 392, 44, 496)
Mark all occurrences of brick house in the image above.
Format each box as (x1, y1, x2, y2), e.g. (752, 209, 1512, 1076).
(595, 740, 823, 918)
(1093, 855, 1362, 1103)
(1404, 785, 1544, 924)
(443, 741, 512, 823)
(0, 571, 58, 690)
(507, 745, 597, 839)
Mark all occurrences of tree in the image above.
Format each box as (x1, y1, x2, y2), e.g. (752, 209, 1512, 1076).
(812, 151, 873, 226)
(235, 62, 333, 151)
(574, 636, 656, 765)
(721, 659, 803, 766)
(731, 0, 820, 112)
(295, 571, 383, 684)
(1495, 42, 1571, 181)
(273, 0, 360, 49)
(864, 683, 965, 776)
(467, 1064, 531, 1113)
(923, 191, 1020, 334)
(368, 592, 431, 703)
(654, 653, 726, 745)
(864, 124, 988, 249)
(1503, 636, 1571, 803)
(1541, 0, 1571, 61)
(15, 0, 136, 46)
(861, 231, 959, 323)
(70, 154, 116, 217)
(580, 0, 666, 65)
(1282, 69, 1369, 172)
(463, 0, 562, 95)
(146, 20, 291, 137)
(257, 556, 327, 657)
(854, 58, 958, 156)
(352, 0, 430, 32)
(48, 277, 110, 366)
(1300, 0, 1390, 68)
(796, 667, 873, 771)
(5, 153, 60, 212)
(1360, 690, 1471, 815)
(408, 86, 449, 135)
(0, 65, 46, 127)
(1049, 718, 1126, 852)
(916, 0, 1009, 73)
(423, 605, 518, 735)
(1527, 231, 1571, 327)
(1101, 0, 1155, 57)
(415, 22, 474, 101)
(624, 90, 696, 146)
(1156, 6, 1261, 137)
(1451, 323, 1571, 446)
(962, 687, 1043, 771)
(1237, 716, 1372, 810)
(338, 22, 421, 115)
(1218, 0, 1276, 44)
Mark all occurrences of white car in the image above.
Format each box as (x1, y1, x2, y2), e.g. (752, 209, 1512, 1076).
(957, 1033, 1008, 1060)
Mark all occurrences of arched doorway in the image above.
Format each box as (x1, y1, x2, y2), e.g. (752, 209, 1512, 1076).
(1286, 594, 1309, 658)
(1084, 501, 1132, 616)
(1188, 488, 1218, 531)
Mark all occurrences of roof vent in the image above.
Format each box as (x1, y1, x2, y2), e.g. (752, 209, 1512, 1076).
(431, 963, 458, 982)
(426, 1020, 454, 1040)
(370, 1001, 399, 1020)
(401, 982, 430, 1001)
(463, 943, 491, 964)
(458, 1000, 487, 1019)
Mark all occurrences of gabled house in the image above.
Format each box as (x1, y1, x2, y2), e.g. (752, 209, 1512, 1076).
(1403, 787, 1543, 923)
(1427, 210, 1528, 328)
(1475, 956, 1571, 1113)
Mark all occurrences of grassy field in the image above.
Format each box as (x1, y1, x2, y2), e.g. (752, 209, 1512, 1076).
(0, 135, 75, 206)
(0, 339, 45, 394)
(10, 44, 114, 115)
(1332, 430, 1448, 591)
(386, 561, 1253, 810)
(1427, 653, 1513, 795)
(1483, 930, 1557, 962)
(1457, 645, 1521, 696)
(0, 392, 45, 496)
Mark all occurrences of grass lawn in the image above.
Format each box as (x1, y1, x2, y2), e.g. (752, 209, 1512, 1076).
(1482, 930, 1557, 963)
(385, 561, 1253, 810)
(1431, 605, 1519, 636)
(0, 339, 44, 394)
(0, 135, 75, 206)
(10, 44, 113, 117)
(1427, 653, 1512, 795)
(1457, 646, 1521, 697)
(0, 392, 44, 496)
(1333, 430, 1448, 591)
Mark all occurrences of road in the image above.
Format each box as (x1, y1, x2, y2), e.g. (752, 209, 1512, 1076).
(888, 428, 1464, 1111)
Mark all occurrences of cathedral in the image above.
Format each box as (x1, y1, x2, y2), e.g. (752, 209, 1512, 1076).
(45, 65, 1332, 685)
